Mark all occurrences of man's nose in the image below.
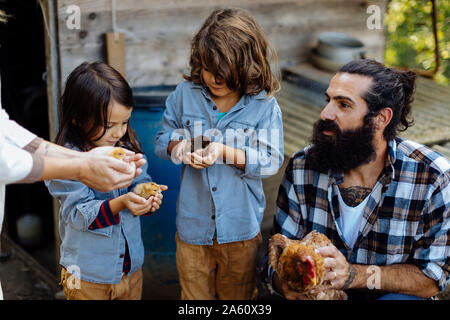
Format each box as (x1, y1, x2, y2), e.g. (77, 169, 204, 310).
(320, 103, 337, 121)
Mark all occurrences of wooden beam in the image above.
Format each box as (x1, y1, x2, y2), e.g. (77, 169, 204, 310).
(40, 0, 62, 276)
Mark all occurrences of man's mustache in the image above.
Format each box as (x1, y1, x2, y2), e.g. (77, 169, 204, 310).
(316, 119, 341, 135)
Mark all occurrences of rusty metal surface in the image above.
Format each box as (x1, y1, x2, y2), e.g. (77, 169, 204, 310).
(278, 63, 450, 157)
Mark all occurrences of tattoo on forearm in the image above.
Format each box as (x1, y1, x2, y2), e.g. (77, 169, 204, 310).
(342, 264, 357, 290)
(339, 186, 372, 207)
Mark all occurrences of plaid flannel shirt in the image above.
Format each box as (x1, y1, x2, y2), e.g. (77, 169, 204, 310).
(262, 137, 450, 294)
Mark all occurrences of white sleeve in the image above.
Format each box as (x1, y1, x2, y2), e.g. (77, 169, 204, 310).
(0, 110, 34, 184)
(0, 108, 36, 148)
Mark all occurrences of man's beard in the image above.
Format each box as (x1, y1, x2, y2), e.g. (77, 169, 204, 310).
(308, 115, 377, 174)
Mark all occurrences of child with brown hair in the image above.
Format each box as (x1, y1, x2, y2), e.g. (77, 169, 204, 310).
(155, 8, 284, 299)
(46, 61, 167, 300)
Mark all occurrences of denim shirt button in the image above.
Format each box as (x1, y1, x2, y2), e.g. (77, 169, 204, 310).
(212, 215, 215, 220)
(212, 187, 217, 192)
(213, 106, 217, 110)
(120, 254, 125, 258)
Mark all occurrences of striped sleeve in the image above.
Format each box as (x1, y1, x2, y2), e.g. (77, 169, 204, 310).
(88, 200, 120, 230)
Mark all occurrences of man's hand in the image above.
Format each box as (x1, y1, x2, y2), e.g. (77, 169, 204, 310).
(314, 245, 354, 291)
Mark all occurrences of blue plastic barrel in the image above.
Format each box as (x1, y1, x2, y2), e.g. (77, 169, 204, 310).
(131, 85, 180, 299)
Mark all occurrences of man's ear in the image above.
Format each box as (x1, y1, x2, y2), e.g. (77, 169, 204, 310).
(375, 107, 393, 130)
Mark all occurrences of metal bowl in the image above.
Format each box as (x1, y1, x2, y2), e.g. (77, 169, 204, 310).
(310, 48, 343, 72)
(316, 32, 365, 64)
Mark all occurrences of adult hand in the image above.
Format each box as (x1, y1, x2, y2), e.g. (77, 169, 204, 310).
(78, 152, 138, 192)
(78, 157, 137, 192)
(314, 245, 352, 291)
(88, 146, 147, 176)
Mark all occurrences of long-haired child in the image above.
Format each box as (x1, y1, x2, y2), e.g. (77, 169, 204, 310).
(46, 61, 166, 300)
(155, 8, 284, 299)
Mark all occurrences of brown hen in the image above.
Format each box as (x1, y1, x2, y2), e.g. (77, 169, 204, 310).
(269, 231, 347, 300)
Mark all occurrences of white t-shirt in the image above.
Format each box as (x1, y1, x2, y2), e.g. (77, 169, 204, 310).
(337, 188, 370, 249)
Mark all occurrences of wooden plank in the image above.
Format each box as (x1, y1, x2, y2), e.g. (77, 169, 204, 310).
(41, 0, 62, 276)
(56, 0, 387, 86)
(57, 0, 386, 13)
(105, 32, 126, 78)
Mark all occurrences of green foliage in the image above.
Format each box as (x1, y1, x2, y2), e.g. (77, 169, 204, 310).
(385, 0, 449, 85)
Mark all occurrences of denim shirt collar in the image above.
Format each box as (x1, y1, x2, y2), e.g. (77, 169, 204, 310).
(190, 82, 269, 108)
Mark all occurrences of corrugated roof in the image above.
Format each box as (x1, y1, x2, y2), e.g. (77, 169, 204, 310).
(276, 63, 450, 158)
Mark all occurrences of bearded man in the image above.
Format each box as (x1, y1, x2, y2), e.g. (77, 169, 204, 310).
(262, 59, 449, 300)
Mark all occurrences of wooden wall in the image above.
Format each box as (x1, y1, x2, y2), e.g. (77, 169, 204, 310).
(56, 0, 388, 88)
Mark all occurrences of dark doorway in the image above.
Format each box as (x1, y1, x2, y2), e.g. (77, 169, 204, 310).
(0, 0, 55, 274)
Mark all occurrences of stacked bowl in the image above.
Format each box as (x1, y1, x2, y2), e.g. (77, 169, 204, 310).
(311, 32, 366, 72)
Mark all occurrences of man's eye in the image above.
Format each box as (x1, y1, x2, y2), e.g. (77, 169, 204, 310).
(341, 103, 350, 108)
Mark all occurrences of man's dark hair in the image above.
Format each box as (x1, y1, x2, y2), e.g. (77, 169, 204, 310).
(338, 59, 416, 141)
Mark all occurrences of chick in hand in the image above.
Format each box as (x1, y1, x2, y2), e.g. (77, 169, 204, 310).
(109, 147, 126, 160)
(133, 182, 161, 200)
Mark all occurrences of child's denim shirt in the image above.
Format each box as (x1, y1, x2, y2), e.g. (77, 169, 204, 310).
(45, 148, 152, 284)
(155, 81, 284, 245)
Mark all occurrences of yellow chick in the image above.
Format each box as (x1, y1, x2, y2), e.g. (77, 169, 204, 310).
(109, 147, 126, 160)
(133, 182, 160, 199)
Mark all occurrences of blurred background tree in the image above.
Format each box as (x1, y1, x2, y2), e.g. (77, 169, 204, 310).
(385, 0, 449, 85)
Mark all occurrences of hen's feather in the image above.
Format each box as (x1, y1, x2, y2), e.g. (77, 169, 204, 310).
(133, 182, 160, 199)
(268, 231, 347, 300)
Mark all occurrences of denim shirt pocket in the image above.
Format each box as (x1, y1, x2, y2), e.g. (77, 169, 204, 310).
(180, 115, 208, 139)
(87, 225, 114, 237)
(225, 121, 256, 149)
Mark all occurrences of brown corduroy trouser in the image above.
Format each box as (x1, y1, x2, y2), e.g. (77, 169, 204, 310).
(60, 267, 143, 300)
(175, 232, 262, 300)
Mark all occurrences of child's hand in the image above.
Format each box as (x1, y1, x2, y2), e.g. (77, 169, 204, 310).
(121, 192, 154, 216)
(171, 140, 190, 164)
(147, 185, 168, 213)
(188, 142, 222, 169)
(171, 140, 203, 169)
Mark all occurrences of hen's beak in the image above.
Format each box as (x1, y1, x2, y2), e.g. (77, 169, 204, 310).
(307, 274, 317, 286)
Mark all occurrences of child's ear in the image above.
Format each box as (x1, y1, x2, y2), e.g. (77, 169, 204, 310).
(72, 119, 78, 126)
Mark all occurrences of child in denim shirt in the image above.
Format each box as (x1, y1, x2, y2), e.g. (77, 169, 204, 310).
(155, 8, 284, 299)
(46, 61, 166, 300)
